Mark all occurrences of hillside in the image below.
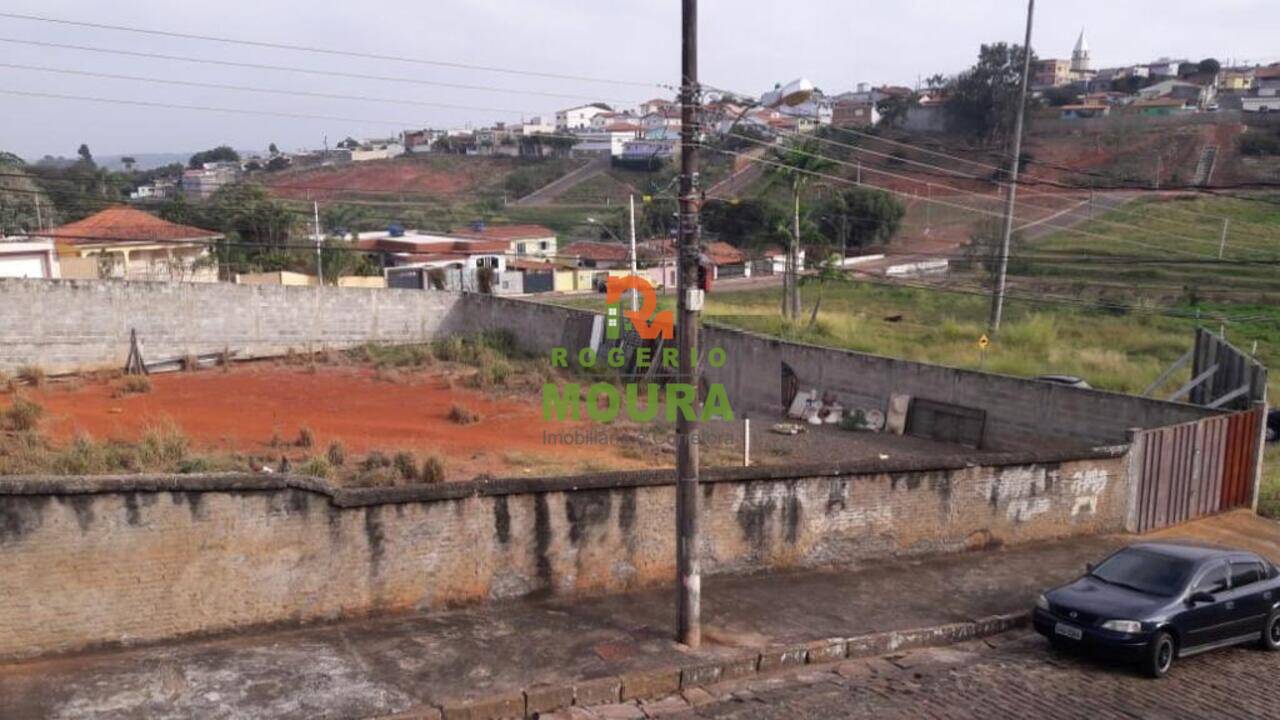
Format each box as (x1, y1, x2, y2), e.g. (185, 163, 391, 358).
(0, 155, 54, 234)
(263, 155, 583, 203)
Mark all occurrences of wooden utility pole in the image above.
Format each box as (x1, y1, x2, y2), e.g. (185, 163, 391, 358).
(986, 0, 1035, 338)
(676, 0, 703, 648)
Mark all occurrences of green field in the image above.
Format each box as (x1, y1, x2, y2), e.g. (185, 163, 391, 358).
(1015, 194, 1280, 301)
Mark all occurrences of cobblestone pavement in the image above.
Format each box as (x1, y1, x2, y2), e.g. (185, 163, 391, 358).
(546, 631, 1280, 720)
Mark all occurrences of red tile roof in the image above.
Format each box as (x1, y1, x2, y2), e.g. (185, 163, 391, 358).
(449, 224, 555, 241)
(705, 241, 746, 265)
(43, 206, 221, 245)
(1257, 66, 1280, 80)
(562, 240, 631, 262)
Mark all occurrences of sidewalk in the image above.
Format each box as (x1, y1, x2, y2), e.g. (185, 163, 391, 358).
(1, 531, 1135, 720)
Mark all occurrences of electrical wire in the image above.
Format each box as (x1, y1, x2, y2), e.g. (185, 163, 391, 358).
(0, 11, 662, 88)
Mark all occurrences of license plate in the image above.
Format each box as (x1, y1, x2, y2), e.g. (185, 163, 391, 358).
(1055, 622, 1083, 640)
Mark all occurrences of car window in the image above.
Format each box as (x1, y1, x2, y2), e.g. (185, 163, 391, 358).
(1090, 548, 1195, 596)
(1194, 563, 1230, 594)
(1230, 562, 1264, 589)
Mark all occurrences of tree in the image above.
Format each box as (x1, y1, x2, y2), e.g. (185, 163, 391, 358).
(1177, 62, 1200, 78)
(188, 145, 240, 169)
(942, 43, 1037, 144)
(1197, 58, 1221, 76)
(265, 155, 290, 172)
(121, 156, 137, 172)
(1043, 86, 1081, 108)
(76, 144, 95, 167)
(767, 138, 834, 320)
(875, 93, 916, 128)
(268, 143, 280, 156)
(816, 188, 906, 257)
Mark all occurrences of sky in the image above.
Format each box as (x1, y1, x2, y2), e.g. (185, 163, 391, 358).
(2, 0, 1278, 160)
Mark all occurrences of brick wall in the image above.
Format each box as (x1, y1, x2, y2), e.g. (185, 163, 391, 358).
(0, 449, 1128, 660)
(0, 279, 463, 374)
(460, 295, 1215, 450)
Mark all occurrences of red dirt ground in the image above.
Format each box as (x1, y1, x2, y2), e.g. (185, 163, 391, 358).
(12, 364, 642, 480)
(265, 157, 497, 201)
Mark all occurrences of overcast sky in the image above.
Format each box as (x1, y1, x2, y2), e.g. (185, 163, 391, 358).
(2, 1, 1278, 160)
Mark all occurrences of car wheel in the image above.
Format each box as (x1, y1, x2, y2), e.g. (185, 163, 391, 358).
(1144, 631, 1175, 678)
(1261, 610, 1280, 651)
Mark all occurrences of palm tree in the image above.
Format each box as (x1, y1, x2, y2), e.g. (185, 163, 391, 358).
(766, 137, 834, 320)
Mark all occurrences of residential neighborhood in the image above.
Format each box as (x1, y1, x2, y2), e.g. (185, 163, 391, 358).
(2, 4, 1280, 720)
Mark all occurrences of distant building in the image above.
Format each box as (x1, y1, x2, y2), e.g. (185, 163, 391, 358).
(556, 104, 612, 130)
(1219, 68, 1256, 92)
(1034, 59, 1074, 88)
(1147, 58, 1187, 79)
(450, 223, 558, 259)
(521, 116, 556, 136)
(350, 140, 405, 162)
(617, 139, 675, 168)
(1137, 78, 1217, 108)
(1071, 29, 1092, 75)
(181, 164, 238, 200)
(129, 178, 177, 202)
(832, 98, 881, 127)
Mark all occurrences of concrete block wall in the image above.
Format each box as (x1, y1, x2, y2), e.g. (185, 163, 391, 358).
(0, 449, 1128, 660)
(459, 295, 1216, 450)
(0, 278, 464, 374)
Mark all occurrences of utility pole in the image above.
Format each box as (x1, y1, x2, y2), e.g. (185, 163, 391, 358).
(313, 201, 323, 285)
(1218, 218, 1230, 260)
(629, 194, 639, 312)
(986, 0, 1035, 338)
(676, 0, 702, 649)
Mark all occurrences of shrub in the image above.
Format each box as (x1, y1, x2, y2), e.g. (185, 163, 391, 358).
(297, 456, 331, 479)
(138, 421, 190, 470)
(296, 426, 315, 448)
(393, 451, 419, 482)
(53, 434, 107, 475)
(421, 455, 445, 484)
(326, 441, 346, 467)
(3, 397, 44, 431)
(360, 450, 392, 471)
(178, 457, 214, 474)
(448, 404, 481, 425)
(116, 375, 153, 396)
(16, 365, 45, 387)
(182, 354, 199, 372)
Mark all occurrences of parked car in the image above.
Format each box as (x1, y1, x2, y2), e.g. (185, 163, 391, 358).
(1033, 542, 1280, 677)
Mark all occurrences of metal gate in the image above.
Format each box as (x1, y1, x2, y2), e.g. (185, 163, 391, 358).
(1131, 407, 1264, 532)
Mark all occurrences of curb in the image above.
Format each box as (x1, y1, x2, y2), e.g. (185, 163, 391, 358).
(369, 611, 1029, 720)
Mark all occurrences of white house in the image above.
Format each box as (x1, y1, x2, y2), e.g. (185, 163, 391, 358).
(0, 239, 60, 279)
(556, 104, 612, 130)
(521, 116, 556, 135)
(351, 141, 405, 162)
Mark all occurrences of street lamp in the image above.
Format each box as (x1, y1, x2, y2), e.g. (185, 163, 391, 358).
(588, 210, 640, 312)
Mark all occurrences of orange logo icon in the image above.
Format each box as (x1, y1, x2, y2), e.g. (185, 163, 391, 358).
(606, 276, 674, 340)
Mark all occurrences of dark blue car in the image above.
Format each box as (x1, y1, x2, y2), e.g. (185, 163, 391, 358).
(1033, 542, 1280, 677)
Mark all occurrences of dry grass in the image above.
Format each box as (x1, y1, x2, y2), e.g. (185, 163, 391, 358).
(114, 375, 152, 397)
(447, 404, 481, 425)
(296, 426, 315, 448)
(2, 396, 44, 431)
(16, 365, 45, 388)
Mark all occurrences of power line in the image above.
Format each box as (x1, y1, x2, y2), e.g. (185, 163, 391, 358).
(0, 37, 639, 104)
(0, 11, 662, 89)
(0, 62, 539, 117)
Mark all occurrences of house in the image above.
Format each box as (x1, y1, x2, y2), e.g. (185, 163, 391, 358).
(1147, 59, 1187, 79)
(1034, 59, 1074, 88)
(1137, 79, 1216, 108)
(636, 239, 751, 281)
(638, 98, 675, 116)
(570, 129, 636, 157)
(129, 178, 178, 202)
(832, 99, 880, 127)
(449, 223, 558, 259)
(1241, 95, 1279, 113)
(779, 97, 833, 130)
(617, 139, 676, 169)
(561, 240, 631, 269)
(556, 103, 612, 130)
(1130, 97, 1194, 117)
(521, 116, 557, 136)
(1219, 68, 1256, 92)
(1257, 66, 1280, 93)
(350, 140, 405, 162)
(756, 245, 806, 275)
(181, 163, 238, 200)
(641, 108, 683, 136)
(0, 238, 60, 279)
(403, 128, 450, 153)
(38, 206, 222, 282)
(1059, 104, 1111, 120)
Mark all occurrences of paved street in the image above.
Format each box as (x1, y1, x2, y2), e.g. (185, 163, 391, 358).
(573, 631, 1278, 720)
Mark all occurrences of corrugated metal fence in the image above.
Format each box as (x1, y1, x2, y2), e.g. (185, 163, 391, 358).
(1131, 406, 1264, 532)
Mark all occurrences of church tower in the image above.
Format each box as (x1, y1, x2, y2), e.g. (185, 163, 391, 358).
(1071, 28, 1091, 74)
